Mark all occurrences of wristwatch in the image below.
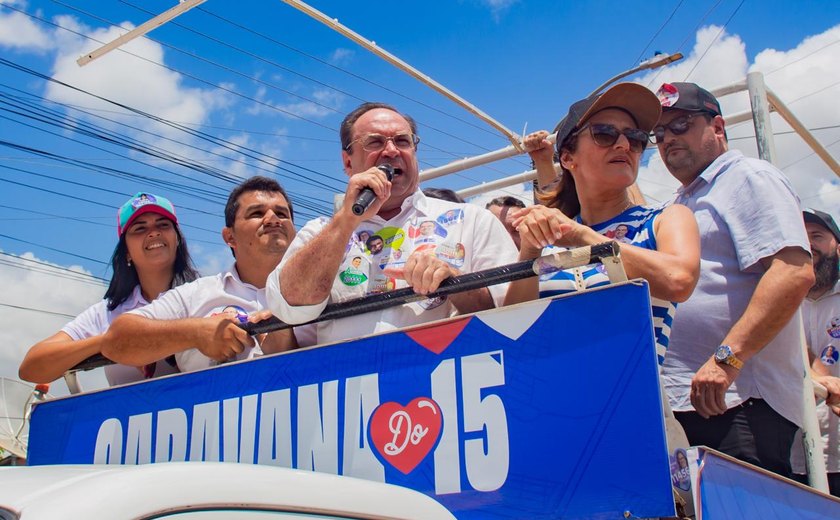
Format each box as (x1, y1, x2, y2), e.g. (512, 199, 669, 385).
(714, 345, 744, 370)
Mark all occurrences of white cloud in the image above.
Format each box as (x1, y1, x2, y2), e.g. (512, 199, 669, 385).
(478, 0, 519, 20)
(45, 17, 229, 131)
(0, 252, 109, 396)
(329, 48, 354, 65)
(277, 89, 344, 120)
(0, 0, 52, 52)
(632, 23, 840, 223)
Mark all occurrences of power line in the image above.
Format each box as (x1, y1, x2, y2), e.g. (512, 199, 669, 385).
(188, 1, 510, 140)
(10, 2, 335, 131)
(0, 251, 108, 284)
(632, 0, 686, 66)
(68, 0, 523, 164)
(683, 0, 746, 82)
(728, 124, 840, 142)
(765, 39, 840, 77)
(0, 232, 108, 265)
(0, 7, 351, 189)
(644, 0, 725, 89)
(0, 302, 76, 319)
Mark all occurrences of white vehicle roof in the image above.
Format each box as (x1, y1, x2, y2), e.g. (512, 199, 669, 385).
(0, 463, 455, 520)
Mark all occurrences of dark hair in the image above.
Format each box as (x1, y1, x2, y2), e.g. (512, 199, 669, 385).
(366, 235, 384, 247)
(224, 176, 294, 227)
(539, 132, 582, 217)
(423, 187, 464, 203)
(486, 196, 526, 209)
(104, 223, 199, 311)
(340, 102, 418, 152)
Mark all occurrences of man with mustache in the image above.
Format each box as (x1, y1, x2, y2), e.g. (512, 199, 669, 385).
(654, 82, 814, 478)
(266, 102, 518, 345)
(791, 209, 840, 495)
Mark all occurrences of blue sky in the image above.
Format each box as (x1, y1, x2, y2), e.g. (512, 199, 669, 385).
(1, 0, 838, 392)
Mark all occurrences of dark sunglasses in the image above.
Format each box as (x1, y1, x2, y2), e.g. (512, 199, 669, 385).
(651, 113, 711, 144)
(574, 123, 649, 153)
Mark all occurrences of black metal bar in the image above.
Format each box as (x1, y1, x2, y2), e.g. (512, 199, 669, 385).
(69, 242, 619, 373)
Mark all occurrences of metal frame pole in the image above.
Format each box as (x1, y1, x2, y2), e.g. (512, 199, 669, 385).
(280, 0, 522, 149)
(745, 71, 830, 493)
(766, 89, 840, 178)
(746, 72, 778, 164)
(77, 0, 207, 66)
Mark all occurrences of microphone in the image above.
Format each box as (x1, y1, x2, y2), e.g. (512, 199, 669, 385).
(351, 164, 394, 216)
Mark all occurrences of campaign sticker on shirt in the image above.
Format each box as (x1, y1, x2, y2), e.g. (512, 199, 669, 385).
(408, 219, 447, 242)
(827, 316, 840, 339)
(820, 345, 839, 366)
(131, 193, 157, 208)
(436, 208, 464, 227)
(210, 304, 249, 324)
(606, 224, 633, 243)
(419, 295, 447, 311)
(435, 242, 465, 268)
(365, 227, 406, 256)
(380, 249, 407, 279)
(368, 275, 396, 294)
(339, 256, 369, 286)
(356, 229, 375, 246)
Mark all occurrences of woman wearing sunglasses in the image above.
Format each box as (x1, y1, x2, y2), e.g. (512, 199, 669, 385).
(507, 83, 700, 366)
(19, 193, 199, 386)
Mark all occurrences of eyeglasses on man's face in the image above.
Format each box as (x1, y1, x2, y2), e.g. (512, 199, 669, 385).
(346, 133, 420, 152)
(574, 123, 649, 153)
(651, 113, 712, 144)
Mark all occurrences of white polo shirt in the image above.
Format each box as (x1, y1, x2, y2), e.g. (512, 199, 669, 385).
(129, 265, 290, 372)
(266, 190, 519, 346)
(62, 285, 179, 386)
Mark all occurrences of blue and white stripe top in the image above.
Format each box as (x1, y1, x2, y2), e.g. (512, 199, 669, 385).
(538, 204, 676, 365)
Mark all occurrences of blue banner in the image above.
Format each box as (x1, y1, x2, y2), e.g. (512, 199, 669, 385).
(29, 281, 674, 519)
(692, 448, 840, 518)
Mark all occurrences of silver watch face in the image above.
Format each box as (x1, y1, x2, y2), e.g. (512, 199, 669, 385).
(715, 345, 731, 362)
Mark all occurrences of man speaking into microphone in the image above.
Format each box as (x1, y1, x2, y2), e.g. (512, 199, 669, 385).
(266, 102, 518, 346)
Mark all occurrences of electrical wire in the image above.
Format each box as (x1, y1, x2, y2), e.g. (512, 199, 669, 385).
(0, 302, 77, 319)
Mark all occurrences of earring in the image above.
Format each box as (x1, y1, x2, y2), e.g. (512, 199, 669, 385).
(127, 258, 132, 267)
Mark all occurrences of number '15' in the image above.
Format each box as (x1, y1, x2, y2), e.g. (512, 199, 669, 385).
(431, 350, 509, 494)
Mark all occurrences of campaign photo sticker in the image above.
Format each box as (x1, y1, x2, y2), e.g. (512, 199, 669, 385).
(339, 256, 369, 286)
(365, 226, 406, 256)
(380, 248, 407, 278)
(368, 274, 396, 294)
(436, 208, 464, 227)
(210, 304, 249, 324)
(820, 345, 839, 366)
(669, 448, 691, 491)
(606, 224, 632, 243)
(827, 316, 840, 339)
(408, 219, 447, 242)
(435, 242, 465, 268)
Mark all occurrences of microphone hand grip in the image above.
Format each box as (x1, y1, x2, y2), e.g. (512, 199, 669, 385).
(351, 164, 394, 216)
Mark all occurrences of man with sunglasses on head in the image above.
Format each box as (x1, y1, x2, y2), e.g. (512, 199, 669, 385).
(654, 82, 814, 478)
(266, 102, 518, 346)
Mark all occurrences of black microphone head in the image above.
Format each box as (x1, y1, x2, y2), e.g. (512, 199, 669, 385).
(377, 164, 394, 180)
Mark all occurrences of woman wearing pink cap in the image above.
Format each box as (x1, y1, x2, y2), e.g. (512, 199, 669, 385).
(19, 192, 198, 386)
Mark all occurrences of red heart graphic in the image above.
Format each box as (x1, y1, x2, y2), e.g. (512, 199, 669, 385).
(406, 317, 471, 354)
(369, 397, 442, 474)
